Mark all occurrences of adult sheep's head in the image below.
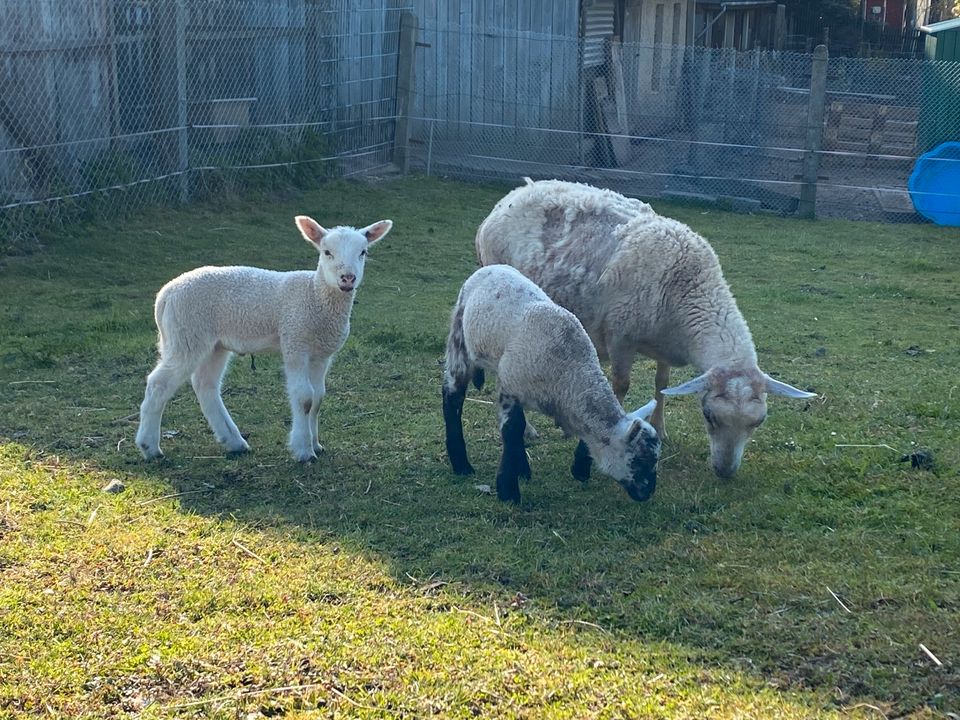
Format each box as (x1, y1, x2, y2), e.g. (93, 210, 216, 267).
(602, 399, 661, 502)
(295, 216, 393, 292)
(662, 367, 816, 478)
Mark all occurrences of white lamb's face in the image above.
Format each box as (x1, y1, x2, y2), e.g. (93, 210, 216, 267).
(294, 216, 393, 292)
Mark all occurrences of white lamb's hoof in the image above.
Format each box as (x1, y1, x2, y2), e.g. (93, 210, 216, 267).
(524, 423, 539, 441)
(224, 438, 251, 455)
(291, 447, 318, 463)
(313, 442, 325, 454)
(138, 444, 163, 460)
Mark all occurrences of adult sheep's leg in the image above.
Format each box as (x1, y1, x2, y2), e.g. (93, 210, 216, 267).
(191, 346, 249, 454)
(609, 344, 635, 406)
(653, 361, 671, 439)
(442, 372, 474, 475)
(495, 394, 527, 504)
(307, 355, 333, 454)
(284, 351, 317, 462)
(136, 359, 192, 459)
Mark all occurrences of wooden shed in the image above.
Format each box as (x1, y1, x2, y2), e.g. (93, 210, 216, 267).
(921, 16, 960, 60)
(918, 17, 960, 152)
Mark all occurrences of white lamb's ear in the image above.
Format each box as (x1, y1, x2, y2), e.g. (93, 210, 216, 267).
(661, 371, 711, 396)
(764, 374, 817, 399)
(295, 215, 327, 249)
(628, 398, 657, 422)
(361, 219, 393, 245)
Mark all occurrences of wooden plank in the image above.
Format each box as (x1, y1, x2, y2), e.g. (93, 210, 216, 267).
(606, 40, 630, 164)
(393, 10, 417, 172)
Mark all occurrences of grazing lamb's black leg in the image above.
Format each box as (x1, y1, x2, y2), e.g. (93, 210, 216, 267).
(571, 439, 592, 482)
(443, 380, 474, 475)
(496, 395, 526, 503)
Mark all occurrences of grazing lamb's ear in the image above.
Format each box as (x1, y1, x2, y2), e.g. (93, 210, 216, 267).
(360, 219, 393, 245)
(661, 371, 711, 396)
(764, 374, 817, 399)
(295, 215, 327, 249)
(628, 398, 658, 421)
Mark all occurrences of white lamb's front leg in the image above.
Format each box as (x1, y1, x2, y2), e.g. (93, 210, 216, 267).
(308, 355, 333, 454)
(284, 351, 317, 462)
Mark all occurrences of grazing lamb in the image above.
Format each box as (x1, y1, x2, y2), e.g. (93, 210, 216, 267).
(475, 178, 815, 478)
(443, 264, 661, 504)
(135, 215, 393, 462)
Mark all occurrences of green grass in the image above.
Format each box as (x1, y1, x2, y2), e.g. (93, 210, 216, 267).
(1, 176, 958, 718)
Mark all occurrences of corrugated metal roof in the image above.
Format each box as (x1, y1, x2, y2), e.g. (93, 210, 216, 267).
(920, 17, 960, 34)
(582, 0, 615, 68)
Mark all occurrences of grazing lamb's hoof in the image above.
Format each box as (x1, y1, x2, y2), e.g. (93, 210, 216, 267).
(523, 423, 539, 441)
(451, 460, 475, 476)
(313, 442, 325, 455)
(294, 452, 318, 464)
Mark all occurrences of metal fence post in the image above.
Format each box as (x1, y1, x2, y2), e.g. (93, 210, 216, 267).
(799, 44, 828, 219)
(393, 11, 417, 174)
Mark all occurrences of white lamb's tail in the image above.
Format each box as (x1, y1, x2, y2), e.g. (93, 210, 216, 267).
(153, 291, 169, 357)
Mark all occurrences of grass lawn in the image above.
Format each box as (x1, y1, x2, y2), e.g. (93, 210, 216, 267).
(1, 175, 958, 718)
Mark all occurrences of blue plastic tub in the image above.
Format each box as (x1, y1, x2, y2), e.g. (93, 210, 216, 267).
(908, 141, 960, 226)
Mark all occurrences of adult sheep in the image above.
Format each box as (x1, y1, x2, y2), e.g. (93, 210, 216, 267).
(136, 215, 393, 462)
(475, 178, 814, 478)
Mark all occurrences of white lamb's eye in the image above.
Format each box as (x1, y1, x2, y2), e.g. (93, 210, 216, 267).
(323, 250, 332, 258)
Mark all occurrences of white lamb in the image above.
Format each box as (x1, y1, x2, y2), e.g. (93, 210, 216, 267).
(135, 215, 393, 462)
(443, 264, 661, 504)
(475, 178, 815, 478)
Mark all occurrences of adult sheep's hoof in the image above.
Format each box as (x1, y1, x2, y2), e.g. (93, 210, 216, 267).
(313, 442, 325, 455)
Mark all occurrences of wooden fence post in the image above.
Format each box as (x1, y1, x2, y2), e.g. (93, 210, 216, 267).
(774, 5, 786, 52)
(175, 0, 188, 203)
(798, 44, 828, 219)
(393, 11, 417, 174)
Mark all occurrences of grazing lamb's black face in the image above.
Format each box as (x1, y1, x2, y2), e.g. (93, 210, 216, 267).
(620, 427, 661, 502)
(604, 419, 661, 502)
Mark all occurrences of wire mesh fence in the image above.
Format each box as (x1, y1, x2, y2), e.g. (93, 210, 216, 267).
(3, 1, 960, 254)
(406, 18, 960, 223)
(0, 0, 405, 252)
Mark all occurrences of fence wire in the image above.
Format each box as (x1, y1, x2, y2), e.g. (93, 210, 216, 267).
(3, 2, 960, 254)
(0, 0, 404, 252)
(408, 20, 960, 223)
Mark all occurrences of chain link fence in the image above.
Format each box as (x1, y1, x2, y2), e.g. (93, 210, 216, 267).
(407, 18, 960, 223)
(3, 2, 960, 254)
(0, 0, 406, 253)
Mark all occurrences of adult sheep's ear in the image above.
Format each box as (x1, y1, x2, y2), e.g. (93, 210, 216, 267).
(661, 371, 711, 396)
(295, 215, 327, 249)
(764, 374, 817, 399)
(628, 398, 657, 421)
(361, 219, 393, 245)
